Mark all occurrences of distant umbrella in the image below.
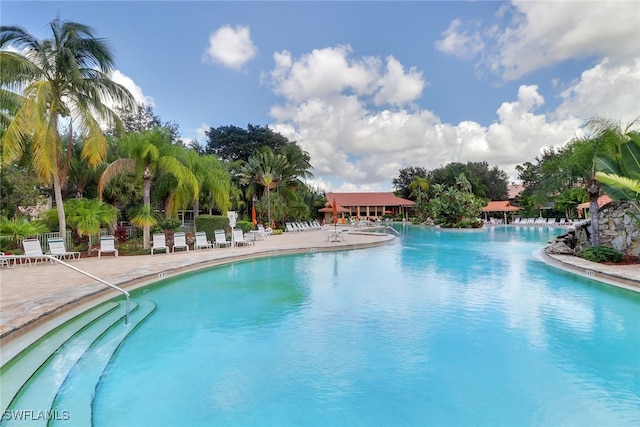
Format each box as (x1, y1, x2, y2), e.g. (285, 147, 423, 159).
(332, 198, 338, 230)
(252, 205, 257, 227)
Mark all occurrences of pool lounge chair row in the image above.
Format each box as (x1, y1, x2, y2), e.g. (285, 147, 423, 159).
(286, 221, 322, 232)
(512, 217, 571, 225)
(2, 237, 83, 268)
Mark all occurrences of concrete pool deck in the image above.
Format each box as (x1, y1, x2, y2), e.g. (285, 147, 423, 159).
(1, 226, 638, 354)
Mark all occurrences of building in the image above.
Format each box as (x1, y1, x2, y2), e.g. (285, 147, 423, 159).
(322, 192, 415, 223)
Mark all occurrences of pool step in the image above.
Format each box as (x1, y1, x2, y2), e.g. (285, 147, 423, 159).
(0, 299, 155, 427)
(51, 299, 156, 426)
(0, 301, 120, 415)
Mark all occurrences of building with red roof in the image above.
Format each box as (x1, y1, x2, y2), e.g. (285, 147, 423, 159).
(322, 192, 415, 222)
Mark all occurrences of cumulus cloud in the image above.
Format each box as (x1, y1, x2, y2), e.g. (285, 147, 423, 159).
(109, 69, 155, 106)
(437, 1, 640, 80)
(266, 46, 611, 191)
(263, 1, 639, 191)
(203, 25, 257, 71)
(555, 58, 640, 124)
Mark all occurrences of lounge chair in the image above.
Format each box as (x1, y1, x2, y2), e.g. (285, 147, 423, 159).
(47, 237, 80, 260)
(559, 218, 566, 225)
(194, 231, 213, 250)
(151, 233, 169, 255)
(232, 229, 251, 247)
(286, 223, 296, 232)
(172, 232, 189, 252)
(98, 235, 118, 258)
(257, 224, 271, 237)
(341, 229, 350, 242)
(214, 230, 231, 248)
(21, 239, 50, 266)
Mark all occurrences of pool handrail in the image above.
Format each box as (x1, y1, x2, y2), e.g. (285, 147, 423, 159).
(44, 255, 131, 326)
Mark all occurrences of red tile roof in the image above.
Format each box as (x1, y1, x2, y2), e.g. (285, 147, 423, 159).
(482, 201, 521, 212)
(577, 194, 613, 209)
(326, 192, 415, 207)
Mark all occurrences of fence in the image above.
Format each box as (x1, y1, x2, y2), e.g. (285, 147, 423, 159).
(9, 227, 137, 253)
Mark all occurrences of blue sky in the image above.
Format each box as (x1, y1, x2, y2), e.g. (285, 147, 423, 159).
(3, 1, 639, 192)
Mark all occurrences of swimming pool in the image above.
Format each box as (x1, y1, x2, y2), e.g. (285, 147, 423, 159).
(90, 225, 639, 426)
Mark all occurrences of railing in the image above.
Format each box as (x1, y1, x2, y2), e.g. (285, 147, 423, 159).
(44, 255, 131, 326)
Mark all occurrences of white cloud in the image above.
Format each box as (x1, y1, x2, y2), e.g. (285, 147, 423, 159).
(109, 69, 155, 107)
(267, 46, 599, 190)
(203, 25, 257, 71)
(435, 19, 484, 60)
(437, 1, 640, 80)
(555, 58, 640, 125)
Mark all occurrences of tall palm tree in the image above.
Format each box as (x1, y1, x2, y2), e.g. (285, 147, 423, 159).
(238, 150, 292, 228)
(183, 150, 231, 219)
(1, 18, 135, 234)
(97, 129, 199, 249)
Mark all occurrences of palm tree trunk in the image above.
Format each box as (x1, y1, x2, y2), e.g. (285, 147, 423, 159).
(143, 166, 152, 249)
(53, 175, 67, 235)
(586, 178, 601, 246)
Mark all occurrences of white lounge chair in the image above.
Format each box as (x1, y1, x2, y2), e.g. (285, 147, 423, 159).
(172, 232, 189, 252)
(257, 224, 271, 237)
(47, 237, 80, 260)
(214, 230, 231, 248)
(194, 231, 213, 250)
(21, 238, 50, 266)
(232, 229, 251, 247)
(151, 233, 169, 255)
(341, 229, 350, 242)
(98, 235, 118, 258)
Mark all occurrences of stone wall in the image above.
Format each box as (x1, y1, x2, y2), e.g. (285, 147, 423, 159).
(547, 201, 640, 256)
(597, 201, 640, 255)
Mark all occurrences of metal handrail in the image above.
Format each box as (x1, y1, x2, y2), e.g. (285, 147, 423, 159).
(44, 255, 131, 326)
(384, 226, 401, 236)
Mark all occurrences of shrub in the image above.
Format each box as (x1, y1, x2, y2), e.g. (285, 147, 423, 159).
(113, 226, 130, 242)
(157, 218, 182, 231)
(236, 220, 254, 233)
(195, 215, 229, 241)
(117, 237, 150, 255)
(578, 246, 623, 263)
(272, 229, 283, 235)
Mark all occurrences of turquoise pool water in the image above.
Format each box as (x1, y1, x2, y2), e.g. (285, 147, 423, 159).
(93, 226, 640, 426)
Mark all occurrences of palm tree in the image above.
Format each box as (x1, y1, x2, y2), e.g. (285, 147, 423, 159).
(574, 117, 638, 245)
(0, 18, 135, 234)
(595, 119, 640, 213)
(238, 150, 292, 228)
(98, 129, 199, 249)
(183, 150, 231, 219)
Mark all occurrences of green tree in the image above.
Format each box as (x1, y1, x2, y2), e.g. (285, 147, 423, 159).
(1, 19, 135, 235)
(428, 174, 484, 228)
(98, 129, 199, 249)
(393, 166, 428, 199)
(238, 149, 293, 227)
(183, 151, 231, 219)
(204, 124, 290, 163)
(569, 116, 636, 245)
(595, 119, 640, 212)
